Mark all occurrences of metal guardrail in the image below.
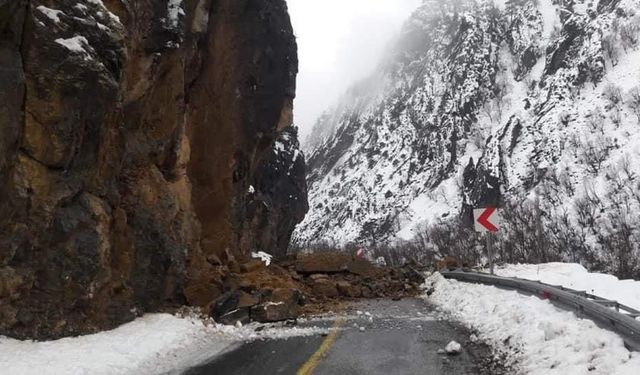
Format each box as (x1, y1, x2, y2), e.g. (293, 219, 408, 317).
(440, 269, 640, 351)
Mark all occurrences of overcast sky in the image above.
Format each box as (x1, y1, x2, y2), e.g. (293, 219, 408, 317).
(286, 0, 422, 139)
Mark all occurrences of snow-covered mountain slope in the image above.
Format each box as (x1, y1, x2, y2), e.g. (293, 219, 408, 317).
(294, 0, 640, 251)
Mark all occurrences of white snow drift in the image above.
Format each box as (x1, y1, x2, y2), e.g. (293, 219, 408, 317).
(495, 263, 640, 312)
(425, 273, 640, 374)
(0, 313, 327, 375)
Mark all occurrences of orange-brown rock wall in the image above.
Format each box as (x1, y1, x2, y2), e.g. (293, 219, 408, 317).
(0, 0, 300, 339)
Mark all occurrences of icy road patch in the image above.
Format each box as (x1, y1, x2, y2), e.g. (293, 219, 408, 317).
(424, 273, 640, 374)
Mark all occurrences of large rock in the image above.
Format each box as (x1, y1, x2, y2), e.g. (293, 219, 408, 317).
(211, 291, 242, 322)
(211, 289, 265, 325)
(251, 288, 301, 322)
(266, 288, 302, 305)
(251, 301, 298, 323)
(211, 286, 301, 324)
(295, 252, 383, 278)
(336, 281, 361, 298)
(312, 278, 339, 298)
(0, 0, 304, 339)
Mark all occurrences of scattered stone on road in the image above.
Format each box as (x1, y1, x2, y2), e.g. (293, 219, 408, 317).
(186, 298, 509, 375)
(445, 340, 463, 355)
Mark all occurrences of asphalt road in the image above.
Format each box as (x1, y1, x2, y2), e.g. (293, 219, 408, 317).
(185, 298, 498, 375)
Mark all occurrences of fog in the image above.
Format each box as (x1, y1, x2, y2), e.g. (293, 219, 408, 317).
(286, 0, 423, 140)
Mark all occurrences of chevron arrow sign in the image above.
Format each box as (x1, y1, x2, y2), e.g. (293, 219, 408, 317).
(473, 207, 500, 233)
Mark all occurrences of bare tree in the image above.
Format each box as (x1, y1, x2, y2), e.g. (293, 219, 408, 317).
(602, 34, 620, 66)
(627, 87, 640, 121)
(586, 109, 605, 134)
(620, 21, 639, 51)
(559, 111, 571, 127)
(603, 83, 623, 109)
(579, 137, 611, 174)
(610, 108, 622, 128)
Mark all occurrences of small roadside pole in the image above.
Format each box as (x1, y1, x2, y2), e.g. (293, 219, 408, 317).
(473, 207, 501, 275)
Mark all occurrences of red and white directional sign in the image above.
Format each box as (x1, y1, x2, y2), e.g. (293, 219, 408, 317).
(474, 207, 500, 233)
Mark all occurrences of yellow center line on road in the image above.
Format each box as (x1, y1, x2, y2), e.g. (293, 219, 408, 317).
(297, 317, 347, 375)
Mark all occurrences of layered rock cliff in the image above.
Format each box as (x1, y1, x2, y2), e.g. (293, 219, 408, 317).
(0, 0, 305, 339)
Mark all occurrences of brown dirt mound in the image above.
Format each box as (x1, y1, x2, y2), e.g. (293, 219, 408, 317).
(209, 252, 426, 325)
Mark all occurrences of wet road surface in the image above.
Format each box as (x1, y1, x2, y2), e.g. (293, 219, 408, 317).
(185, 298, 496, 375)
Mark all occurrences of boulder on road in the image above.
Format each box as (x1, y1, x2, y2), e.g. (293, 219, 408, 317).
(295, 252, 383, 278)
(211, 291, 241, 321)
(251, 302, 298, 323)
(267, 288, 302, 305)
(337, 281, 362, 298)
(217, 308, 251, 325)
(295, 252, 351, 274)
(445, 340, 462, 355)
(312, 278, 339, 298)
(238, 291, 261, 308)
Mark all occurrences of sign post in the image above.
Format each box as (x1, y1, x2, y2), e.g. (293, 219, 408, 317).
(487, 232, 494, 275)
(473, 207, 500, 275)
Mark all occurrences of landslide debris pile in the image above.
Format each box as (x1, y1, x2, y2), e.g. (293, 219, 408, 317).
(211, 252, 426, 325)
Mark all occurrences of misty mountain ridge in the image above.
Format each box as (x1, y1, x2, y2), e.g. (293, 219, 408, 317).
(294, 0, 640, 276)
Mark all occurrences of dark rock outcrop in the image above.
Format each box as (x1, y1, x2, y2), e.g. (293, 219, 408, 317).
(242, 126, 309, 259)
(0, 0, 304, 340)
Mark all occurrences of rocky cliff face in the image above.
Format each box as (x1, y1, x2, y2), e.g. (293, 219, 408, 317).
(296, 0, 640, 252)
(244, 126, 308, 258)
(0, 0, 305, 339)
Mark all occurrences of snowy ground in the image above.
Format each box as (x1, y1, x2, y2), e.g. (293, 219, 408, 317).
(424, 273, 640, 374)
(494, 263, 640, 311)
(0, 313, 327, 375)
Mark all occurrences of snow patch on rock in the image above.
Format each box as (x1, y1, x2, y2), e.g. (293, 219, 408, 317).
(36, 6, 65, 23)
(54, 36, 92, 59)
(168, 0, 185, 28)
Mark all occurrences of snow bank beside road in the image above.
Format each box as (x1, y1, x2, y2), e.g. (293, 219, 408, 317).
(424, 273, 640, 374)
(0, 313, 327, 375)
(0, 314, 234, 375)
(495, 263, 640, 311)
